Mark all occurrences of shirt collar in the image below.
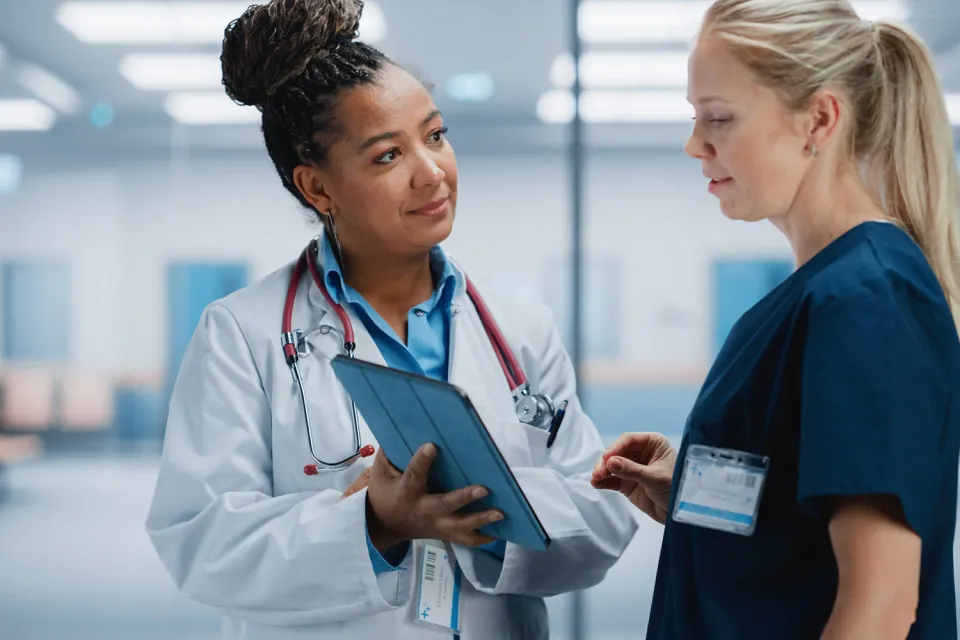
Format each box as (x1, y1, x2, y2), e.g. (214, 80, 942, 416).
(317, 230, 463, 310)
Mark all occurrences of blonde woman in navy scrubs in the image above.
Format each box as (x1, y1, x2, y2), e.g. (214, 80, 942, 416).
(593, 1, 960, 639)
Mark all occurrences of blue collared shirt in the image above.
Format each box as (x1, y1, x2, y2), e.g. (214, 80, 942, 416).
(318, 233, 506, 574)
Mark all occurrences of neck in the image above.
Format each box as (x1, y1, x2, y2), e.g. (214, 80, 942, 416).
(773, 163, 887, 267)
(341, 249, 436, 316)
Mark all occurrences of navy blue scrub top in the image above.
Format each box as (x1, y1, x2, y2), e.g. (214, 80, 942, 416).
(647, 222, 960, 640)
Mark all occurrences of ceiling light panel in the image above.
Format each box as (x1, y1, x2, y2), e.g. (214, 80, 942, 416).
(0, 99, 58, 131)
(578, 0, 909, 43)
(164, 92, 261, 125)
(58, 1, 385, 44)
(120, 54, 222, 91)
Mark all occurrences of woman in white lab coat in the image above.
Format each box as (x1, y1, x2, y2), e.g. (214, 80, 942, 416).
(144, 1, 637, 639)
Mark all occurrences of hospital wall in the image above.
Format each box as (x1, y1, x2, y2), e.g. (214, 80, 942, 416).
(0, 148, 792, 439)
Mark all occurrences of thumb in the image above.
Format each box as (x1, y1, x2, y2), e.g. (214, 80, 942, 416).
(607, 456, 662, 486)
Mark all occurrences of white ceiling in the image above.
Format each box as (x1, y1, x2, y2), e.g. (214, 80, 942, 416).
(1, 0, 959, 159)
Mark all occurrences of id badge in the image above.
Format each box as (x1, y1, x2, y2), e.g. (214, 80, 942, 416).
(672, 444, 770, 536)
(414, 540, 462, 634)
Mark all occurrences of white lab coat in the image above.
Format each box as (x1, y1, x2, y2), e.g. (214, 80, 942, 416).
(145, 250, 638, 640)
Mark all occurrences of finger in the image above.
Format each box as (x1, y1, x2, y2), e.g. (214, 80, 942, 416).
(432, 485, 488, 516)
(373, 448, 402, 479)
(447, 530, 498, 547)
(345, 467, 372, 494)
(400, 443, 437, 495)
(592, 457, 611, 482)
(602, 432, 658, 461)
(591, 476, 623, 492)
(607, 456, 661, 486)
(446, 509, 504, 533)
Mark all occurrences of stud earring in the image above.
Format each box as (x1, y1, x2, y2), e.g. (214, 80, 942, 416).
(810, 144, 819, 158)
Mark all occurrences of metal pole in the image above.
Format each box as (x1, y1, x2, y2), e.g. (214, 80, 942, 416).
(569, 0, 586, 639)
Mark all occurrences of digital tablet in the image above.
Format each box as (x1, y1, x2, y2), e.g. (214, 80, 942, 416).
(331, 355, 550, 551)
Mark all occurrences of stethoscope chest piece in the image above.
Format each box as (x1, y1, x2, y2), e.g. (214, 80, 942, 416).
(514, 384, 556, 431)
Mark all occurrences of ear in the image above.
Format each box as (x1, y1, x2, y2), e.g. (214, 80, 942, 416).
(293, 165, 333, 213)
(806, 90, 842, 153)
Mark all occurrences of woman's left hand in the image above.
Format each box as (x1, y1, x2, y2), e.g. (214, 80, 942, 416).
(341, 465, 372, 500)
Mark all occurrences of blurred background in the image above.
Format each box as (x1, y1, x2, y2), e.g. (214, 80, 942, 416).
(1, 0, 958, 638)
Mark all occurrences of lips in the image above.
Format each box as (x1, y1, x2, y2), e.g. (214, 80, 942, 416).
(411, 197, 449, 216)
(708, 177, 732, 194)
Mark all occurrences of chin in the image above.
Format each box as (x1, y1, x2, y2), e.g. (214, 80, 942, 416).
(719, 201, 763, 223)
(415, 209, 455, 246)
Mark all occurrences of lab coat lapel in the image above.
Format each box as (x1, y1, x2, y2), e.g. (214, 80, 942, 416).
(448, 298, 518, 451)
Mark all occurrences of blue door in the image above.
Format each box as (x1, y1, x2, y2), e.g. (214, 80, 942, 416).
(1, 261, 70, 361)
(166, 263, 249, 388)
(712, 259, 794, 356)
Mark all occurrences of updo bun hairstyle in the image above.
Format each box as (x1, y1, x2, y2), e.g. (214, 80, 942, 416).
(221, 0, 391, 212)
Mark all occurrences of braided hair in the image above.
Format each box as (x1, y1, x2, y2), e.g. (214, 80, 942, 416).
(221, 0, 391, 212)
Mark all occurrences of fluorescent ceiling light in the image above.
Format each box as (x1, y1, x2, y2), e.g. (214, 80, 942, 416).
(11, 63, 82, 115)
(538, 89, 693, 124)
(538, 90, 576, 124)
(579, 0, 909, 44)
(445, 72, 495, 102)
(58, 1, 385, 44)
(164, 92, 261, 125)
(120, 54, 222, 91)
(0, 99, 57, 131)
(551, 51, 688, 89)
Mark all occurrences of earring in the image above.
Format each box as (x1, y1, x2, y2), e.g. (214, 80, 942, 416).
(810, 144, 819, 158)
(327, 211, 346, 270)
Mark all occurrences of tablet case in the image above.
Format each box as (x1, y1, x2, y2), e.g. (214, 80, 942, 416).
(330, 355, 550, 551)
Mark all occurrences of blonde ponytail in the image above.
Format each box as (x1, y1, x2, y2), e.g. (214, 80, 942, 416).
(703, 0, 960, 323)
(871, 21, 960, 321)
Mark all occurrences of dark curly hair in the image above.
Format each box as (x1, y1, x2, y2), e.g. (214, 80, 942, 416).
(221, 0, 392, 211)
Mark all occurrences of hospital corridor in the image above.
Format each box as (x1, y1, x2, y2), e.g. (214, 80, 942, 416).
(4, 0, 960, 638)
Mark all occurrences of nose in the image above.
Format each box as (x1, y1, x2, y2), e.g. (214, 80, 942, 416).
(684, 127, 714, 161)
(411, 151, 445, 190)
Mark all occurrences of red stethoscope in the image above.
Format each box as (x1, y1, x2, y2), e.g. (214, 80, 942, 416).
(281, 237, 567, 475)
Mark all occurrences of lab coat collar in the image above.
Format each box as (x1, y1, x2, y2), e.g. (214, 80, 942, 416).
(310, 229, 469, 307)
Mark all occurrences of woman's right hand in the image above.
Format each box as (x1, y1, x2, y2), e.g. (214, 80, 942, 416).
(591, 432, 677, 524)
(365, 444, 503, 552)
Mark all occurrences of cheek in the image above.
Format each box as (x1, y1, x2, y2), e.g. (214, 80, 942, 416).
(338, 173, 405, 228)
(719, 138, 801, 213)
(440, 152, 458, 194)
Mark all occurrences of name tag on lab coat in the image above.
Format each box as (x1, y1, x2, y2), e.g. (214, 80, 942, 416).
(414, 540, 462, 633)
(673, 444, 770, 536)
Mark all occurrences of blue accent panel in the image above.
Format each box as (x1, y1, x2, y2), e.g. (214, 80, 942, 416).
(166, 263, 249, 386)
(114, 386, 165, 441)
(712, 259, 794, 356)
(677, 501, 753, 525)
(1, 261, 70, 361)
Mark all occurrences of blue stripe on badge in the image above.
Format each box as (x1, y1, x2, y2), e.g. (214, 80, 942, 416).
(451, 563, 462, 632)
(677, 502, 753, 525)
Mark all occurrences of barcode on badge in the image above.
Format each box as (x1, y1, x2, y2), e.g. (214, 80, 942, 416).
(424, 549, 437, 582)
(725, 471, 758, 488)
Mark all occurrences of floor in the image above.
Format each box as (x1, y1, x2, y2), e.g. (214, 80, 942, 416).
(0, 453, 661, 640)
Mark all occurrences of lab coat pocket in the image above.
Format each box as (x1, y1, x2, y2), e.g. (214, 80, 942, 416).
(499, 421, 550, 470)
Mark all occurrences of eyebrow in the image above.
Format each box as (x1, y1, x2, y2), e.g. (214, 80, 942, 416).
(695, 95, 728, 105)
(357, 109, 444, 152)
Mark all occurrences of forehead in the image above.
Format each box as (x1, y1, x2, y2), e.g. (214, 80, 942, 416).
(688, 35, 764, 102)
(335, 66, 437, 140)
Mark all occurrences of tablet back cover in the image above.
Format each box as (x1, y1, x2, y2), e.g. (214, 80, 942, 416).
(331, 355, 549, 551)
